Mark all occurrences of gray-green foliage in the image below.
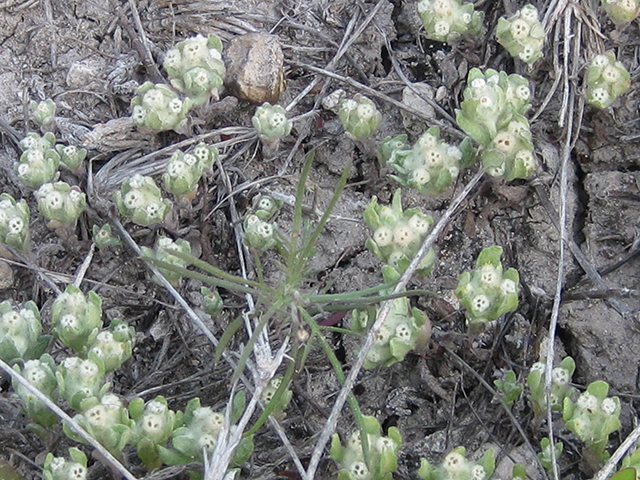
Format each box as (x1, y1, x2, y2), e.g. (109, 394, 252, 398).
(141, 236, 192, 286)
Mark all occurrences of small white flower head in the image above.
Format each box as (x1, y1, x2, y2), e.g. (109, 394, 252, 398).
(602, 64, 622, 83)
(531, 362, 546, 374)
(577, 392, 599, 411)
(376, 436, 395, 452)
(142, 413, 164, 435)
(343, 99, 358, 111)
(21, 136, 38, 150)
(510, 19, 531, 39)
(448, 166, 460, 178)
(479, 265, 500, 287)
(45, 191, 64, 210)
(447, 145, 463, 160)
(208, 48, 222, 60)
(395, 323, 412, 341)
(487, 73, 500, 84)
(350, 462, 369, 480)
(1, 310, 21, 329)
(471, 78, 486, 90)
(479, 95, 494, 108)
(508, 120, 529, 135)
(472, 465, 487, 480)
(433, 20, 451, 38)
(63, 356, 81, 369)
(145, 203, 161, 217)
(551, 366, 570, 386)
(500, 279, 517, 295)
(515, 84, 531, 100)
(589, 87, 610, 106)
(132, 105, 146, 124)
(373, 226, 393, 247)
(356, 102, 375, 120)
(182, 37, 207, 63)
(6, 218, 22, 235)
(198, 433, 217, 451)
(143, 89, 165, 109)
(26, 149, 44, 164)
(417, 0, 429, 13)
(424, 148, 444, 167)
(515, 149, 536, 172)
(183, 154, 197, 166)
(271, 112, 287, 127)
(167, 98, 183, 114)
(68, 464, 87, 480)
(347, 431, 362, 450)
(123, 191, 142, 210)
(472, 294, 491, 313)
(256, 222, 273, 238)
(375, 325, 392, 345)
(393, 224, 417, 247)
(493, 131, 517, 153)
(518, 45, 536, 63)
(194, 144, 209, 162)
(129, 175, 144, 189)
(167, 160, 187, 177)
(80, 359, 99, 378)
(520, 4, 539, 22)
(191, 68, 209, 87)
(462, 12, 472, 23)
(592, 54, 609, 69)
(163, 48, 181, 68)
(411, 167, 431, 186)
(408, 214, 431, 235)
(146, 400, 167, 415)
(601, 398, 617, 415)
(257, 196, 276, 212)
(17, 163, 29, 177)
(432, 0, 454, 16)
(63, 145, 77, 157)
(60, 313, 79, 330)
(443, 451, 466, 472)
(486, 163, 506, 177)
(418, 132, 438, 149)
(68, 188, 83, 203)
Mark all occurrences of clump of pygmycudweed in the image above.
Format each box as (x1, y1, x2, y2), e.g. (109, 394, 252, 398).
(418, 447, 495, 480)
(115, 174, 173, 227)
(87, 318, 135, 373)
(364, 188, 436, 277)
(162, 144, 217, 202)
(586, 52, 631, 109)
(338, 94, 382, 141)
(131, 82, 191, 133)
(56, 356, 108, 410)
(351, 295, 431, 369)
(55, 144, 87, 175)
(35, 182, 87, 231)
(141, 236, 191, 286)
(0, 193, 30, 252)
(527, 355, 576, 423)
(454, 246, 519, 333)
(261, 376, 293, 420)
(129, 395, 177, 470)
(163, 34, 226, 105)
(563, 380, 621, 467)
(243, 194, 284, 252)
(601, 0, 640, 24)
(381, 127, 475, 195)
(43, 447, 88, 480)
(157, 397, 253, 467)
(252, 102, 292, 148)
(496, 5, 545, 64)
(64, 393, 132, 458)
(493, 369, 523, 408)
(201, 286, 223, 316)
(417, 0, 485, 43)
(51, 284, 103, 355)
(331, 415, 402, 480)
(456, 68, 536, 180)
(13, 354, 59, 428)
(15, 132, 60, 189)
(30, 99, 56, 130)
(92, 224, 122, 250)
(0, 300, 46, 364)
